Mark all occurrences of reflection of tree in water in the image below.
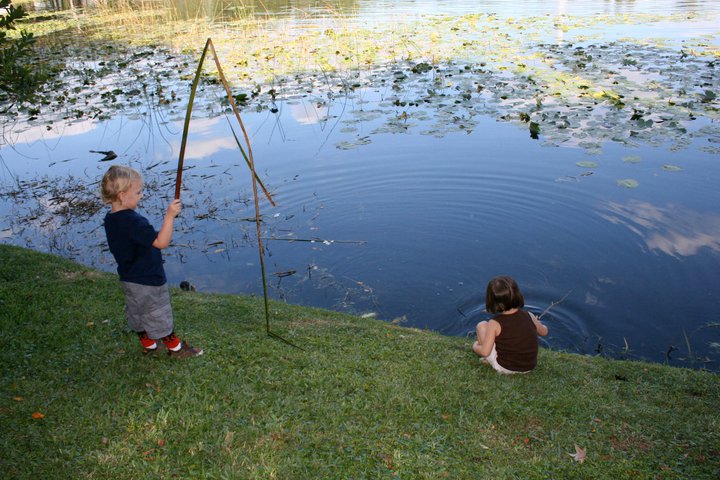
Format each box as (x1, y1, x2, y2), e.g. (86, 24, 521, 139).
(34, 0, 362, 20)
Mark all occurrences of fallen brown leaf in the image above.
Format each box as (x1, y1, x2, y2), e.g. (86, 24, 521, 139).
(569, 444, 587, 463)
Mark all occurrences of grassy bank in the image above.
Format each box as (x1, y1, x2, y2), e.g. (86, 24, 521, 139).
(1, 245, 718, 479)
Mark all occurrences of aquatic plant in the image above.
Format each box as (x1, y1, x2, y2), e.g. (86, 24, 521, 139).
(7, 4, 718, 158)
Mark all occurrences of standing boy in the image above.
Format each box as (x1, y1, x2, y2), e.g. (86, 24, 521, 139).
(101, 165, 202, 358)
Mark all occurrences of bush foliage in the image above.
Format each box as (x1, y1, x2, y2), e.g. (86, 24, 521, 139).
(0, 0, 44, 103)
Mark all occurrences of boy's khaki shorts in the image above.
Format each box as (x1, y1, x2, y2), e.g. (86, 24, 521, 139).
(120, 281, 174, 339)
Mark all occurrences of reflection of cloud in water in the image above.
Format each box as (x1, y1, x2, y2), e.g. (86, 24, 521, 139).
(600, 200, 720, 257)
(4, 119, 97, 146)
(288, 101, 328, 125)
(584, 291, 602, 307)
(170, 117, 237, 160)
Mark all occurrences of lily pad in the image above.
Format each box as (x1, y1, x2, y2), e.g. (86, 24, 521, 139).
(661, 164, 682, 172)
(616, 178, 639, 188)
(622, 155, 641, 164)
(576, 161, 598, 168)
(335, 137, 372, 150)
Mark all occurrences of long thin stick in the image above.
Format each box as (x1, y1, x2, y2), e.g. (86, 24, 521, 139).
(224, 115, 275, 204)
(177, 38, 299, 349)
(267, 237, 367, 244)
(206, 40, 275, 207)
(174, 40, 274, 206)
(202, 39, 271, 336)
(538, 290, 572, 320)
(174, 40, 210, 199)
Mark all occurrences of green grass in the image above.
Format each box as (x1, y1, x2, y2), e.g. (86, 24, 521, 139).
(1, 244, 719, 479)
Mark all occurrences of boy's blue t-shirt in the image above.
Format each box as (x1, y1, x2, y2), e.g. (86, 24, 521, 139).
(104, 209, 166, 286)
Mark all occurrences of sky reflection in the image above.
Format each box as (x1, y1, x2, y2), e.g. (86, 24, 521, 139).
(600, 200, 720, 258)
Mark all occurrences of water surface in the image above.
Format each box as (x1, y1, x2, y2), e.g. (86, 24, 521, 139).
(2, 0, 719, 369)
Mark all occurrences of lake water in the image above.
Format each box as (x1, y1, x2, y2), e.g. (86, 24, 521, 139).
(2, 0, 719, 369)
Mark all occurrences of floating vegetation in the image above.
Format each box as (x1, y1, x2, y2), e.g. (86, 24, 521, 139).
(1, 7, 716, 160)
(662, 164, 683, 172)
(335, 136, 372, 150)
(576, 161, 599, 168)
(0, 175, 104, 227)
(555, 171, 594, 183)
(616, 178, 640, 189)
(2, 8, 717, 226)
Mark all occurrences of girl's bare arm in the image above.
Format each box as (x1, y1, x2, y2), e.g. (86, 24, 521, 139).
(530, 312, 549, 337)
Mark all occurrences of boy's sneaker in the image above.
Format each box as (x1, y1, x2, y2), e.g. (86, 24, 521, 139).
(142, 346, 158, 355)
(142, 343, 165, 356)
(167, 342, 204, 359)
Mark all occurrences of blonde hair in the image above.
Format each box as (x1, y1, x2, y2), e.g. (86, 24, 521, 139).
(101, 165, 142, 204)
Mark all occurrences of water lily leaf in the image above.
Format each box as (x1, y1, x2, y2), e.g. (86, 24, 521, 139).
(699, 90, 716, 103)
(420, 129, 446, 138)
(335, 137, 372, 150)
(412, 62, 433, 74)
(617, 178, 639, 188)
(576, 161, 598, 168)
(529, 121, 540, 139)
(661, 164, 682, 172)
(622, 155, 641, 164)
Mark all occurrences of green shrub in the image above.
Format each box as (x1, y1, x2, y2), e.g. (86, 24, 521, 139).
(0, 0, 45, 103)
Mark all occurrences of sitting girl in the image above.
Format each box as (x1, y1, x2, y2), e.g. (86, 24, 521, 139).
(472, 276, 548, 374)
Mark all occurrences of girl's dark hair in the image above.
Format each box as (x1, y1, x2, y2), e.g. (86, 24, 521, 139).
(485, 275, 524, 314)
